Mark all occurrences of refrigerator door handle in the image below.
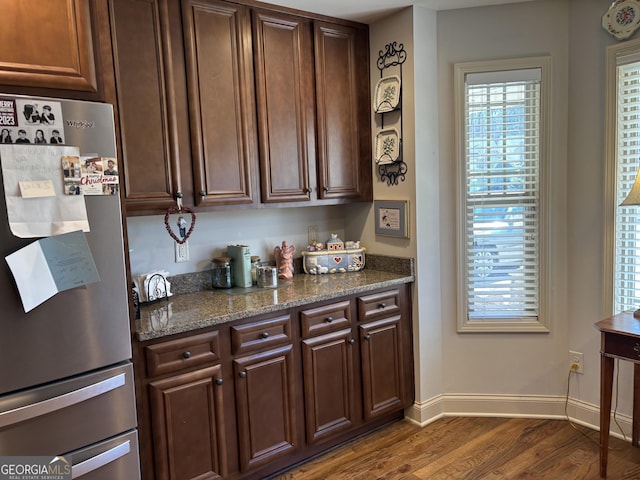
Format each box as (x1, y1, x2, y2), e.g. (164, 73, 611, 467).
(0, 373, 125, 428)
(72, 440, 131, 478)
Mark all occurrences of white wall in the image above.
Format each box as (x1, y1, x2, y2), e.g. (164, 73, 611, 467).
(359, 7, 444, 417)
(437, 0, 570, 398)
(381, 0, 632, 427)
(567, 0, 632, 410)
(435, 0, 637, 424)
(127, 206, 348, 276)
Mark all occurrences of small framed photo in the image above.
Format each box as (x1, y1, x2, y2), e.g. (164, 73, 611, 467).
(374, 200, 409, 238)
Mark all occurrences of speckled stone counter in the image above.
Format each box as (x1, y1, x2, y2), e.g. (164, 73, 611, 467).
(136, 257, 414, 341)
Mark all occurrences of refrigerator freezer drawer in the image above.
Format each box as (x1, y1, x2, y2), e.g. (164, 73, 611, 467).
(70, 430, 140, 480)
(0, 362, 137, 456)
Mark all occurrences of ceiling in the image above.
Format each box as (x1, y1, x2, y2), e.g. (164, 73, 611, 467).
(269, 0, 539, 24)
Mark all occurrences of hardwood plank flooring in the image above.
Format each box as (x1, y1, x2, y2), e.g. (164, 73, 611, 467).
(271, 417, 640, 479)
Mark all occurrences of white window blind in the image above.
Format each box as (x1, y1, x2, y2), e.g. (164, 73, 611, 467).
(614, 60, 640, 313)
(460, 67, 542, 327)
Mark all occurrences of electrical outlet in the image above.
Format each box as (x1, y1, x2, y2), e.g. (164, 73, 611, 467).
(569, 350, 584, 374)
(175, 241, 189, 263)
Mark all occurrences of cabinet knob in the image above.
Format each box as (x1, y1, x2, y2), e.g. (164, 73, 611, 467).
(200, 191, 206, 197)
(175, 192, 183, 199)
(304, 188, 311, 194)
(323, 186, 329, 192)
(182, 351, 191, 359)
(260, 332, 270, 339)
(348, 338, 355, 345)
(364, 334, 371, 341)
(326, 316, 334, 323)
(239, 371, 247, 378)
(379, 303, 387, 309)
(215, 378, 223, 386)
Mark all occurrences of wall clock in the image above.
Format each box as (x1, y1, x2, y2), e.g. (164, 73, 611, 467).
(603, 0, 640, 40)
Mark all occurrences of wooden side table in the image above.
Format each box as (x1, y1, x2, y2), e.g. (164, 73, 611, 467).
(595, 311, 640, 478)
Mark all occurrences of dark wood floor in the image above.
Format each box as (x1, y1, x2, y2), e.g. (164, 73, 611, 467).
(272, 417, 640, 479)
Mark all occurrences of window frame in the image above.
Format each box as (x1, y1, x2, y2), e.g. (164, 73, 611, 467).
(604, 38, 640, 316)
(454, 56, 552, 333)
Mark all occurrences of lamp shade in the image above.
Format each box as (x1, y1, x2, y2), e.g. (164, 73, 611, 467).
(621, 168, 640, 206)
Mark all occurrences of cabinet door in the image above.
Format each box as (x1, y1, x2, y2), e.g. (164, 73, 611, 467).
(253, 9, 316, 203)
(148, 365, 227, 480)
(314, 21, 372, 201)
(110, 0, 181, 210)
(182, 0, 257, 207)
(301, 329, 357, 444)
(234, 344, 297, 472)
(0, 0, 97, 92)
(359, 316, 405, 420)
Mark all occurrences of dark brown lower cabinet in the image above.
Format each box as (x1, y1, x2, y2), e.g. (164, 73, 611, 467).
(136, 284, 413, 480)
(357, 288, 413, 421)
(233, 344, 297, 472)
(148, 365, 227, 480)
(360, 316, 405, 420)
(301, 328, 357, 444)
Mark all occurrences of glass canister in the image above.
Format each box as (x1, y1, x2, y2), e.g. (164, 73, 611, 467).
(250, 256, 261, 285)
(211, 256, 233, 289)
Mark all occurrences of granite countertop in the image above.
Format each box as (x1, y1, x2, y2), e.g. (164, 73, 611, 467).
(136, 255, 414, 341)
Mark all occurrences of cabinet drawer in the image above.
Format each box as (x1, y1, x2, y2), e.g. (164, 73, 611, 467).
(603, 332, 640, 362)
(300, 300, 352, 338)
(231, 314, 292, 355)
(146, 331, 220, 377)
(357, 289, 401, 322)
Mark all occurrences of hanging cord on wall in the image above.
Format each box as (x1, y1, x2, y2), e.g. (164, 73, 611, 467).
(564, 359, 627, 448)
(611, 358, 628, 443)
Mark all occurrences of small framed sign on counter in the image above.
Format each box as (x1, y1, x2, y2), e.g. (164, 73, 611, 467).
(374, 200, 408, 238)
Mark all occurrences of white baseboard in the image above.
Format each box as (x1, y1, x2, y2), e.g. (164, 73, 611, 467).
(404, 393, 633, 442)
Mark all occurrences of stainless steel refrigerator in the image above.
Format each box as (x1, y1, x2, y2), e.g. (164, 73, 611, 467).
(0, 95, 140, 479)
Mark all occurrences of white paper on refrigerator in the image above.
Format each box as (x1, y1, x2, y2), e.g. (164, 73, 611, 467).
(5, 230, 101, 312)
(0, 144, 89, 237)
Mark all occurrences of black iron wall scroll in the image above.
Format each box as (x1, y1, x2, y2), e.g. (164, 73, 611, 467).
(374, 41, 407, 186)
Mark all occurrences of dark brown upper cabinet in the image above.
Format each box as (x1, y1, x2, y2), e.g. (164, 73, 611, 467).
(254, 11, 372, 205)
(253, 8, 316, 204)
(0, 0, 118, 101)
(0, 0, 372, 214)
(182, 0, 259, 207)
(110, 0, 184, 212)
(0, 0, 95, 92)
(110, 0, 371, 215)
(314, 21, 372, 202)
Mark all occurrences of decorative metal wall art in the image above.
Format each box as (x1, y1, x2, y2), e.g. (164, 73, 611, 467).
(375, 41, 407, 186)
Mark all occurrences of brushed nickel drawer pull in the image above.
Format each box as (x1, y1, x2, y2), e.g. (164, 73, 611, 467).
(326, 316, 334, 323)
(182, 351, 191, 359)
(260, 332, 269, 339)
(239, 371, 247, 378)
(72, 440, 131, 478)
(0, 373, 126, 429)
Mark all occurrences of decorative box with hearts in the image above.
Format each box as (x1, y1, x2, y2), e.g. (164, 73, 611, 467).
(301, 247, 366, 275)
